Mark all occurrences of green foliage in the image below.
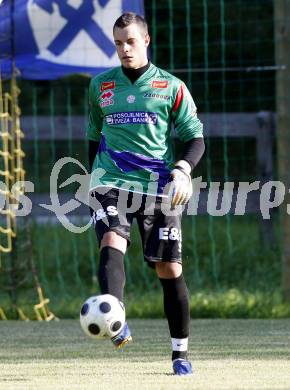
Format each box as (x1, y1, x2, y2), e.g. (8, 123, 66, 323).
(0, 214, 287, 319)
(125, 289, 290, 319)
(2, 289, 289, 320)
(188, 289, 290, 319)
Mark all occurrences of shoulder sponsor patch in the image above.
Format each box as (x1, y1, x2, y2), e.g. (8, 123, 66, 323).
(105, 112, 158, 125)
(100, 81, 115, 91)
(152, 80, 168, 88)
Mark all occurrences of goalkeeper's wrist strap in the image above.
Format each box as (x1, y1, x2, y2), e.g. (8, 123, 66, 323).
(174, 160, 192, 178)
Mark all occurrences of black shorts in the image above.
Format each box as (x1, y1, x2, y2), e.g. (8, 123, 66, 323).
(89, 188, 182, 267)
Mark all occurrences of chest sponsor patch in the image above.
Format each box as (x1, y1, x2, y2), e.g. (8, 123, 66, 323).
(152, 80, 168, 88)
(143, 92, 170, 101)
(99, 90, 114, 107)
(105, 111, 158, 125)
(100, 81, 115, 91)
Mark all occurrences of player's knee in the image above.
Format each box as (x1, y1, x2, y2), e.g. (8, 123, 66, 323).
(100, 231, 127, 254)
(155, 262, 182, 279)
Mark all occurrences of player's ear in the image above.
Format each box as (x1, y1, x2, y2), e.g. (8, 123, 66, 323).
(144, 34, 150, 47)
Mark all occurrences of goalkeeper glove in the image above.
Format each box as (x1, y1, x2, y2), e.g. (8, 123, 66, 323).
(170, 160, 193, 207)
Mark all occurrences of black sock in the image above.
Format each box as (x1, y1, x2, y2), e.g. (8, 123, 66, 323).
(172, 350, 188, 361)
(159, 274, 190, 361)
(98, 246, 125, 302)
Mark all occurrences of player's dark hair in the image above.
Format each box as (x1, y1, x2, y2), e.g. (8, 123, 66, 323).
(113, 12, 148, 35)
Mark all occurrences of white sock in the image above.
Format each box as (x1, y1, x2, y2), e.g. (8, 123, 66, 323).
(171, 337, 188, 352)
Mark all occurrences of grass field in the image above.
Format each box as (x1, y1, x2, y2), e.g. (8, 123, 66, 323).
(1, 319, 290, 390)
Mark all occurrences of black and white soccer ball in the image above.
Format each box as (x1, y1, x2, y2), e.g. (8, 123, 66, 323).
(80, 294, 125, 339)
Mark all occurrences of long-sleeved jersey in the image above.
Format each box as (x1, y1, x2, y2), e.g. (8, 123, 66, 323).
(86, 63, 203, 196)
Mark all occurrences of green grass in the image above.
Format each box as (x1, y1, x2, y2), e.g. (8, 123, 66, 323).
(0, 319, 290, 389)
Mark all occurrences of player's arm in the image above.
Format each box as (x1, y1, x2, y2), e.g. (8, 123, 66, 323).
(89, 140, 100, 172)
(182, 137, 205, 171)
(170, 83, 204, 206)
(86, 79, 103, 172)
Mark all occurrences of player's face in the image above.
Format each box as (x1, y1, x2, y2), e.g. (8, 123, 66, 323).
(113, 23, 150, 69)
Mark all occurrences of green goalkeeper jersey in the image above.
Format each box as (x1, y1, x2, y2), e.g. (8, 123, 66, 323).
(86, 63, 203, 196)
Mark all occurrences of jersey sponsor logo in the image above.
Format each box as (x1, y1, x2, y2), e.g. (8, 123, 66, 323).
(143, 92, 170, 101)
(159, 227, 181, 241)
(100, 81, 115, 91)
(105, 111, 158, 125)
(92, 206, 118, 223)
(99, 90, 114, 107)
(152, 80, 168, 88)
(127, 95, 136, 103)
(101, 91, 114, 100)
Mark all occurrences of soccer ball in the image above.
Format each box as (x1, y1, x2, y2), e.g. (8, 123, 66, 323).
(80, 294, 125, 339)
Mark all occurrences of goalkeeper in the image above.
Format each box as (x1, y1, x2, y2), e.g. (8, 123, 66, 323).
(86, 12, 204, 376)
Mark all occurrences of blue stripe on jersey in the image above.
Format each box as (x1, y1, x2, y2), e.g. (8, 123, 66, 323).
(99, 135, 170, 192)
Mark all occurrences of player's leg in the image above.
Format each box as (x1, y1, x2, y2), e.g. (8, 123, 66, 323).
(139, 200, 192, 375)
(98, 232, 127, 302)
(90, 188, 132, 348)
(90, 188, 129, 301)
(155, 262, 192, 375)
(98, 233, 132, 348)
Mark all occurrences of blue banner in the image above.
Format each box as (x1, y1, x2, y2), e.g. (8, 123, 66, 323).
(0, 0, 144, 79)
